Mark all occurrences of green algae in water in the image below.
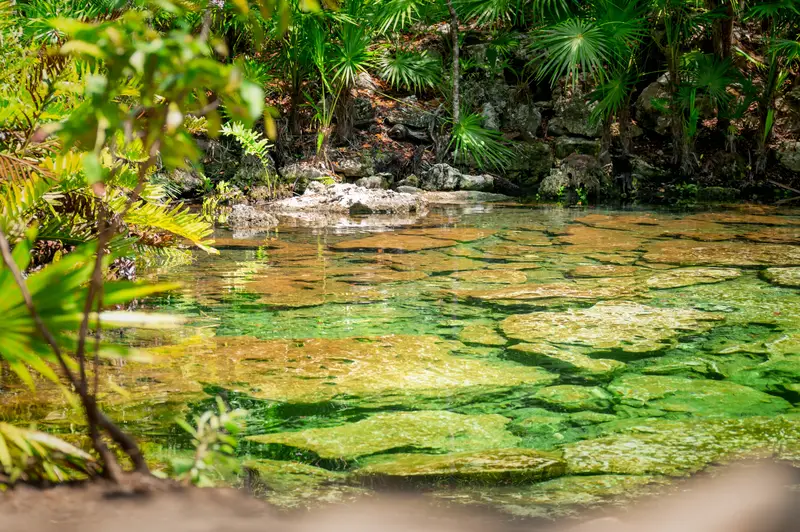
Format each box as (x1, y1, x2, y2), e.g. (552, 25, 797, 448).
(5, 205, 800, 517)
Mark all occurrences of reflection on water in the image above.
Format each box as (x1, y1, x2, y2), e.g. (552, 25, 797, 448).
(4, 204, 800, 517)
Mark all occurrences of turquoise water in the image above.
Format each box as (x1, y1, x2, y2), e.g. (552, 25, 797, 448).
(4, 204, 800, 517)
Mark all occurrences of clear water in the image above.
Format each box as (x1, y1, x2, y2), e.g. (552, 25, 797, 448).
(4, 203, 800, 518)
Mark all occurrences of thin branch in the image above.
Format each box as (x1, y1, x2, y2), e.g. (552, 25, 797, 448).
(0, 229, 119, 480)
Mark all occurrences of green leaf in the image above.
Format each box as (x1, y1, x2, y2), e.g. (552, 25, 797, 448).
(239, 82, 265, 123)
(82, 153, 104, 185)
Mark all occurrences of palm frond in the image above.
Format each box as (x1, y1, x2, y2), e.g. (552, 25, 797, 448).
(589, 69, 636, 122)
(0, 423, 95, 484)
(455, 0, 523, 26)
(330, 24, 373, 88)
(450, 113, 513, 170)
(377, 49, 442, 91)
(535, 18, 613, 85)
(374, 0, 433, 33)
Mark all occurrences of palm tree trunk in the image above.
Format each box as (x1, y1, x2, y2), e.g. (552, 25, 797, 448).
(335, 86, 355, 142)
(756, 59, 779, 174)
(667, 48, 690, 174)
(619, 101, 632, 156)
(446, 0, 460, 125)
(708, 0, 734, 137)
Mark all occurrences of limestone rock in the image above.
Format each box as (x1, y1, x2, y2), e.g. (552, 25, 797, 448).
(458, 173, 495, 192)
(168, 167, 203, 197)
(355, 174, 390, 189)
(388, 123, 430, 143)
(539, 154, 607, 199)
(421, 164, 461, 191)
(635, 75, 671, 135)
(278, 162, 330, 190)
(505, 141, 554, 189)
(332, 156, 375, 178)
(554, 137, 601, 159)
(395, 174, 420, 188)
(227, 204, 279, 230)
(777, 141, 800, 172)
(355, 71, 378, 92)
(270, 183, 426, 216)
(385, 96, 433, 129)
(504, 104, 542, 140)
(353, 96, 375, 127)
(396, 185, 422, 194)
(231, 153, 277, 190)
(551, 89, 602, 138)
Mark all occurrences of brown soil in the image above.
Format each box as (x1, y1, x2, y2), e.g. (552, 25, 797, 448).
(0, 463, 797, 532)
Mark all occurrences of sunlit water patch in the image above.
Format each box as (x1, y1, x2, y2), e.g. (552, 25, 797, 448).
(3, 204, 800, 518)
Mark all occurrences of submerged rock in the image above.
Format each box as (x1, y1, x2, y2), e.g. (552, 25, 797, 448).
(508, 343, 625, 377)
(761, 267, 800, 287)
(607, 374, 791, 416)
(643, 240, 800, 267)
(645, 267, 741, 289)
(139, 335, 557, 405)
(242, 459, 364, 509)
(501, 302, 723, 354)
(270, 183, 426, 216)
(356, 448, 565, 485)
(535, 385, 612, 412)
(450, 270, 528, 284)
(332, 227, 492, 253)
(460, 278, 645, 304)
(730, 357, 800, 401)
(563, 416, 800, 476)
(567, 265, 640, 278)
(457, 324, 508, 346)
(248, 410, 520, 460)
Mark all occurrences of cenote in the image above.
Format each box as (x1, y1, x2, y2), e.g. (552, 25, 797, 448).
(5, 203, 800, 518)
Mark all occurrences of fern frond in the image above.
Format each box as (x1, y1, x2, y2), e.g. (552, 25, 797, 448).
(0, 173, 56, 238)
(0, 153, 54, 183)
(122, 201, 216, 253)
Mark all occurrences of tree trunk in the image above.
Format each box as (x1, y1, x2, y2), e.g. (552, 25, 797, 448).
(667, 47, 692, 175)
(335, 86, 354, 142)
(446, 0, 460, 125)
(708, 0, 734, 137)
(619, 101, 632, 156)
(756, 61, 779, 174)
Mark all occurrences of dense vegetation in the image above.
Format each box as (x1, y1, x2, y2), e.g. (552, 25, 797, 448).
(0, 0, 799, 485)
